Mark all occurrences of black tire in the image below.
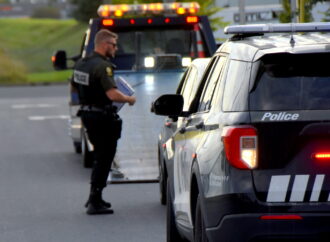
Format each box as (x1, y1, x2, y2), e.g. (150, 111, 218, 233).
(159, 159, 167, 205)
(194, 195, 208, 242)
(82, 133, 94, 168)
(73, 141, 82, 154)
(166, 180, 185, 242)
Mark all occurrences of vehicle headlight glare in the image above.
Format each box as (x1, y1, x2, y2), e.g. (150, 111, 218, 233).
(182, 57, 192, 67)
(144, 57, 155, 68)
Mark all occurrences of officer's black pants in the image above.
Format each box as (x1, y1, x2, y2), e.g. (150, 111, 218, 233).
(80, 111, 121, 189)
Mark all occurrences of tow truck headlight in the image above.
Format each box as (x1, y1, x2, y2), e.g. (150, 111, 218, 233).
(182, 57, 192, 67)
(144, 56, 155, 68)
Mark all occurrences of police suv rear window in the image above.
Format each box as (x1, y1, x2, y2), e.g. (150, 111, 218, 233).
(249, 53, 330, 111)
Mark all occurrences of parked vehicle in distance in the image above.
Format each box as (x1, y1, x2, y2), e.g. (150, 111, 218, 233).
(157, 57, 211, 205)
(152, 22, 330, 242)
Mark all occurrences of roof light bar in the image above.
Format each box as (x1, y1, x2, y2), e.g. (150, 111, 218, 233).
(224, 22, 330, 35)
(97, 2, 200, 18)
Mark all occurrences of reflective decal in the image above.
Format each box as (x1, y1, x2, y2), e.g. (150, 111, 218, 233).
(267, 174, 328, 202)
(310, 174, 325, 202)
(267, 175, 290, 202)
(290, 175, 309, 202)
(209, 173, 229, 186)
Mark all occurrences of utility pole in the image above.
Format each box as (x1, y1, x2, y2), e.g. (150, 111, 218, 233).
(239, 0, 246, 25)
(299, 0, 305, 23)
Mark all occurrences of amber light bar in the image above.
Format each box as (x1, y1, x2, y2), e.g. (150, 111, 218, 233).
(97, 2, 200, 18)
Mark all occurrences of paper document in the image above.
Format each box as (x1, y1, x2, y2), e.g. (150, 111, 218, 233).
(113, 76, 135, 112)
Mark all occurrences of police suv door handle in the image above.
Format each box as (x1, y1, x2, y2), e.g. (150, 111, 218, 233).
(195, 121, 204, 129)
(186, 117, 193, 124)
(179, 127, 186, 134)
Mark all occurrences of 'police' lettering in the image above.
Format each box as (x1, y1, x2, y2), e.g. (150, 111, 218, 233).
(73, 70, 89, 86)
(261, 112, 299, 121)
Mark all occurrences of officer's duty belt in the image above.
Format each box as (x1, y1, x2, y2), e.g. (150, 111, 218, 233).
(80, 105, 105, 112)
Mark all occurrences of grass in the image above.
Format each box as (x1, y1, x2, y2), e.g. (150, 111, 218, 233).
(27, 70, 72, 84)
(0, 18, 86, 84)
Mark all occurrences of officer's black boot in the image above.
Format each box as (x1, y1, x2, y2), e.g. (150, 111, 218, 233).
(86, 187, 113, 215)
(85, 187, 111, 209)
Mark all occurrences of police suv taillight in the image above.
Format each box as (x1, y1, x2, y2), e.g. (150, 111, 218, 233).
(221, 126, 258, 169)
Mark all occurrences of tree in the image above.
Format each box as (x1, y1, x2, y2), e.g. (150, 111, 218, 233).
(321, 7, 330, 21)
(279, 0, 292, 23)
(179, 0, 228, 32)
(279, 0, 327, 23)
(71, 0, 103, 22)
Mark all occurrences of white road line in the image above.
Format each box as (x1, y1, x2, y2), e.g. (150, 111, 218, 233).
(290, 175, 309, 202)
(310, 174, 325, 202)
(267, 175, 291, 202)
(12, 104, 57, 109)
(28, 115, 69, 121)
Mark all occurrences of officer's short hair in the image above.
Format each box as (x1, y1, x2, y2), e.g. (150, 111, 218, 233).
(95, 29, 118, 46)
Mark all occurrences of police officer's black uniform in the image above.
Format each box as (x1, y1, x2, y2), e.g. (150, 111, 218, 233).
(72, 51, 121, 214)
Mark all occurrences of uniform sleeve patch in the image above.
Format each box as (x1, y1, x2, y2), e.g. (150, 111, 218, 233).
(106, 67, 113, 77)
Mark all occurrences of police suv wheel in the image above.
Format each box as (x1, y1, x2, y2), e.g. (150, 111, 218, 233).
(194, 195, 208, 242)
(159, 158, 167, 205)
(166, 179, 185, 242)
(81, 133, 93, 168)
(73, 141, 82, 154)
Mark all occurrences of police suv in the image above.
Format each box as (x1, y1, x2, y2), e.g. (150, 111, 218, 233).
(152, 22, 330, 241)
(158, 57, 210, 205)
(52, 2, 216, 170)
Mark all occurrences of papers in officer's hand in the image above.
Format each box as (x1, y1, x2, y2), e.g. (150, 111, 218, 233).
(113, 76, 135, 112)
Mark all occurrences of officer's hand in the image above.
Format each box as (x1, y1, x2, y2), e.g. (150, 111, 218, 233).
(128, 96, 136, 106)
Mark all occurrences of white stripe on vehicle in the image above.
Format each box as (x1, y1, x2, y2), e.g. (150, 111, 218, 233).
(328, 193, 330, 202)
(290, 175, 309, 202)
(310, 174, 325, 202)
(267, 175, 290, 202)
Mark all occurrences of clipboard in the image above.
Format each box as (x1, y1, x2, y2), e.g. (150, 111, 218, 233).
(113, 76, 135, 112)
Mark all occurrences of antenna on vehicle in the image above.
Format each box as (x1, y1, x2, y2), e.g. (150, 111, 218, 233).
(290, 23, 295, 48)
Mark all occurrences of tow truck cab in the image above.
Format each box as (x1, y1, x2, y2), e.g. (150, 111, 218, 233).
(53, 2, 216, 72)
(52, 2, 217, 169)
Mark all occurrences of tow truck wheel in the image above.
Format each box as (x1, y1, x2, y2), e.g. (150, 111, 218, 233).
(81, 133, 94, 168)
(73, 141, 82, 154)
(194, 195, 208, 242)
(166, 179, 185, 242)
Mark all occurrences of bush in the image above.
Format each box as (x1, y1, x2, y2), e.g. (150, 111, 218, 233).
(0, 50, 28, 84)
(31, 6, 61, 19)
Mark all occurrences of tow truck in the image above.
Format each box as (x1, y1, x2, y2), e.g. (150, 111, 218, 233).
(52, 2, 216, 182)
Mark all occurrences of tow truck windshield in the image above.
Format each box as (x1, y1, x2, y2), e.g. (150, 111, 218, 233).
(112, 26, 195, 70)
(118, 28, 192, 56)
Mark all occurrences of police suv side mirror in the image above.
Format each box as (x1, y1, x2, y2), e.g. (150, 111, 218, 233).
(151, 94, 184, 117)
(52, 50, 67, 70)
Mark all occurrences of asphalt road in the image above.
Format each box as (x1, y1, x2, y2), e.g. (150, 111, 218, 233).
(0, 85, 166, 242)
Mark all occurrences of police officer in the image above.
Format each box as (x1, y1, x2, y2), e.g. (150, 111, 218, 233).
(72, 29, 136, 215)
